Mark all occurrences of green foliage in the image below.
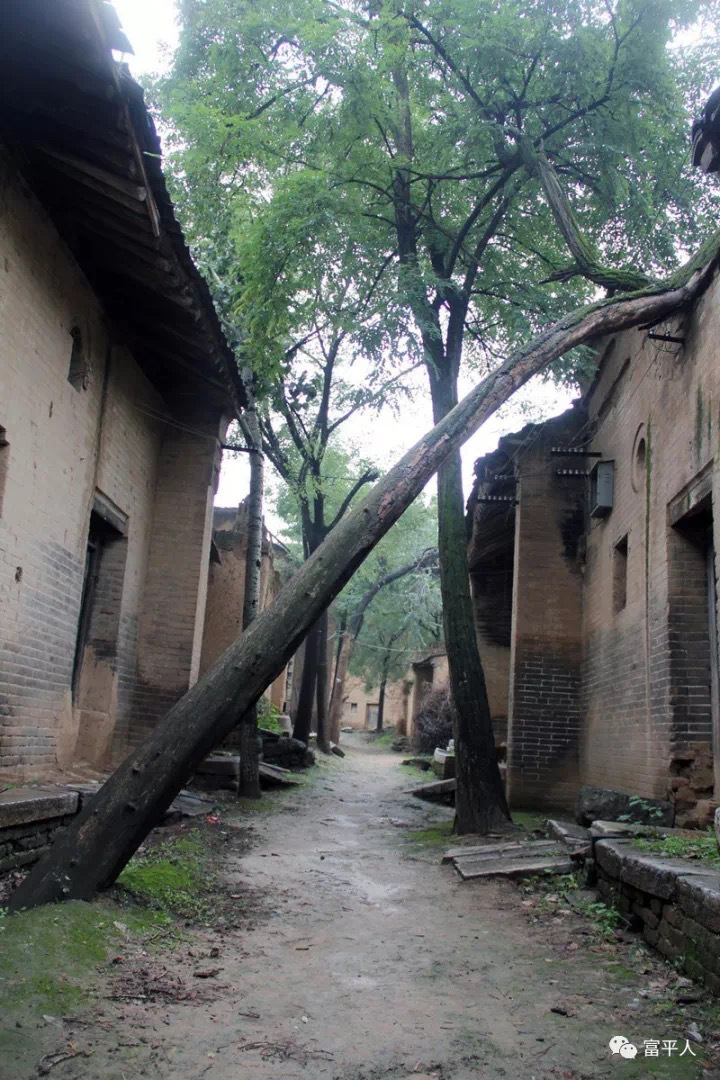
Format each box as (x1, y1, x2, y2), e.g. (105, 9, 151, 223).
(634, 831, 720, 865)
(154, 0, 720, 397)
(257, 695, 284, 732)
(618, 795, 668, 822)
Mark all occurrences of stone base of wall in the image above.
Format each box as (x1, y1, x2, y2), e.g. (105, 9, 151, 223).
(668, 742, 718, 828)
(0, 786, 79, 874)
(594, 837, 720, 995)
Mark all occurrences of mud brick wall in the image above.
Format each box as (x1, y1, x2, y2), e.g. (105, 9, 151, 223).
(594, 838, 720, 995)
(0, 139, 223, 776)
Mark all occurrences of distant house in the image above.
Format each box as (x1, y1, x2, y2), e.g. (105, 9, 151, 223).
(0, 1, 246, 777)
(468, 191, 720, 824)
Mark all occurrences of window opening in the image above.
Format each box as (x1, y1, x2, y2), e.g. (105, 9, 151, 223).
(612, 534, 628, 614)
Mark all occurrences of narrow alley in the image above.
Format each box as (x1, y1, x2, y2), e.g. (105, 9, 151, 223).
(5, 738, 717, 1080)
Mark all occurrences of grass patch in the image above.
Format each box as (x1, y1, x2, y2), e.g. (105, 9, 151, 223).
(0, 899, 166, 1017)
(633, 831, 720, 866)
(400, 761, 433, 780)
(371, 729, 398, 747)
(511, 810, 548, 833)
(407, 821, 455, 848)
(117, 830, 217, 920)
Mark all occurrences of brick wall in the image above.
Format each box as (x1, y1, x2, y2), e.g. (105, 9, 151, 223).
(579, 271, 720, 823)
(0, 140, 224, 775)
(506, 416, 586, 811)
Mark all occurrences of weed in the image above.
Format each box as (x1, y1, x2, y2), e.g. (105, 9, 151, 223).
(618, 795, 667, 822)
(574, 897, 622, 938)
(633, 831, 720, 866)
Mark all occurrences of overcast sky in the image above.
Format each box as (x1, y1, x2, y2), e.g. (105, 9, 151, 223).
(111, 0, 575, 531)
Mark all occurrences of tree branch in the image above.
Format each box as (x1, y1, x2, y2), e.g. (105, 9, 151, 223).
(327, 468, 380, 534)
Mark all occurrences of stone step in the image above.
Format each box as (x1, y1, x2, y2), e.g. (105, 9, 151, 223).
(454, 854, 576, 881)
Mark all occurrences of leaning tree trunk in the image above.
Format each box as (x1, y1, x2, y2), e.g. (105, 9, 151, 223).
(315, 608, 330, 751)
(428, 365, 510, 834)
(237, 380, 264, 799)
(11, 259, 716, 910)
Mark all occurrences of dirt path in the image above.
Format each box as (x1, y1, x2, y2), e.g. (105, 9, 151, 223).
(6, 737, 719, 1079)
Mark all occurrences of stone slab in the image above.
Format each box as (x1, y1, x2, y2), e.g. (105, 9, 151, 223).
(443, 839, 564, 864)
(432, 749, 456, 779)
(547, 819, 591, 845)
(590, 820, 688, 840)
(195, 755, 240, 777)
(0, 786, 78, 830)
(454, 855, 575, 881)
(595, 839, 710, 901)
(408, 778, 456, 802)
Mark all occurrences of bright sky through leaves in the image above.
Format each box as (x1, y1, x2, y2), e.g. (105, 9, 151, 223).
(111, 0, 576, 525)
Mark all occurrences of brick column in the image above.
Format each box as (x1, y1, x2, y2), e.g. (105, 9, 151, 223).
(507, 418, 586, 811)
(122, 404, 225, 750)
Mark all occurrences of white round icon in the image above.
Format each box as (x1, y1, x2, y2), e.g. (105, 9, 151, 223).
(609, 1036, 628, 1054)
(620, 1042, 638, 1059)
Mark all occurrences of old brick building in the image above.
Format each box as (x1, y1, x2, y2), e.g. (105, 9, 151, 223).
(468, 266, 720, 825)
(0, 2, 245, 777)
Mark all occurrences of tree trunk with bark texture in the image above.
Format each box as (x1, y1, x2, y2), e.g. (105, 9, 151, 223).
(293, 619, 319, 745)
(11, 257, 717, 910)
(315, 608, 330, 751)
(328, 618, 350, 744)
(377, 663, 389, 732)
(428, 362, 510, 834)
(238, 379, 264, 799)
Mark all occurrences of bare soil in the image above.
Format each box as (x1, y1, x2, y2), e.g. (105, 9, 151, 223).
(5, 735, 720, 1079)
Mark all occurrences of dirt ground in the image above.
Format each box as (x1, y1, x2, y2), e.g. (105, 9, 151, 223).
(4, 735, 720, 1079)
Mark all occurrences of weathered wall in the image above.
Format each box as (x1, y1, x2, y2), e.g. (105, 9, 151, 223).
(467, 412, 586, 810)
(340, 673, 409, 730)
(507, 413, 587, 811)
(0, 142, 222, 776)
(407, 651, 449, 739)
(580, 273, 720, 825)
(200, 506, 291, 713)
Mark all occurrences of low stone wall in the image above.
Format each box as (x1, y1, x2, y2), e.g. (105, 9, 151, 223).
(0, 787, 79, 874)
(593, 836, 720, 994)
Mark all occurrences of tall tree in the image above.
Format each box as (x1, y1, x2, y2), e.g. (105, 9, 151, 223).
(157, 0, 717, 832)
(13, 244, 719, 908)
(237, 368, 264, 798)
